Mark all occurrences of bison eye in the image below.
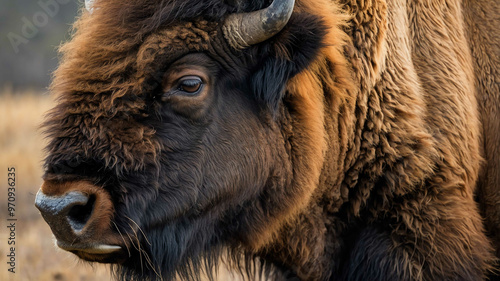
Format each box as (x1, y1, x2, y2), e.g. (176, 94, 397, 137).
(177, 76, 203, 94)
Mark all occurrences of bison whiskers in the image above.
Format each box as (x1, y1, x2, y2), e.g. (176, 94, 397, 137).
(125, 221, 163, 280)
(112, 221, 131, 258)
(125, 216, 152, 246)
(140, 247, 162, 281)
(125, 215, 162, 278)
(123, 216, 146, 274)
(123, 228, 140, 252)
(123, 224, 144, 274)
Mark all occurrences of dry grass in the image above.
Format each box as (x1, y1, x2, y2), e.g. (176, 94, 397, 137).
(0, 90, 243, 281)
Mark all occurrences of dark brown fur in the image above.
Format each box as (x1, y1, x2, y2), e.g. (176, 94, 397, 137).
(41, 0, 499, 280)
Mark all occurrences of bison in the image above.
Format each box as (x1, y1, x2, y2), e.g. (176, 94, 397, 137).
(35, 0, 499, 280)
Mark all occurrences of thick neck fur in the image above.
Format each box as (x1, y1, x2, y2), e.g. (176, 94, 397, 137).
(256, 0, 499, 279)
(258, 0, 456, 279)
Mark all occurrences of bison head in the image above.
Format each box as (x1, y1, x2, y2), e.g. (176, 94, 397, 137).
(36, 0, 351, 279)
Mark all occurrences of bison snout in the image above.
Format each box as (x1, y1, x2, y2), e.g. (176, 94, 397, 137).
(35, 191, 94, 235)
(35, 180, 123, 260)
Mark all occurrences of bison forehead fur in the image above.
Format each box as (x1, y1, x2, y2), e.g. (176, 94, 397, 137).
(38, 0, 500, 280)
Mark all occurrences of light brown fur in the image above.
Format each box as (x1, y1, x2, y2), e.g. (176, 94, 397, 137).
(463, 0, 500, 259)
(261, 0, 498, 279)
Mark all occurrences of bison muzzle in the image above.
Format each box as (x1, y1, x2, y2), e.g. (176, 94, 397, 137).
(36, 0, 500, 280)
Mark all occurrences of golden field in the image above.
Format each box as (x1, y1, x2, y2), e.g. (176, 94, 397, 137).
(0, 90, 243, 281)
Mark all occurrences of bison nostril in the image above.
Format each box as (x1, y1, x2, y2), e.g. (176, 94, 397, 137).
(67, 194, 96, 231)
(36, 182, 115, 249)
(35, 190, 96, 236)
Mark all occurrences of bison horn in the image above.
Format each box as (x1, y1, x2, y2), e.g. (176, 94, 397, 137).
(223, 0, 295, 49)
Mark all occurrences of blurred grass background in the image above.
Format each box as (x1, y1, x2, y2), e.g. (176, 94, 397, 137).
(1, 1, 80, 90)
(0, 1, 241, 280)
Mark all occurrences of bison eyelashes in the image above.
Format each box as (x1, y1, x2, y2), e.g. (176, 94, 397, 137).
(177, 76, 203, 94)
(161, 75, 205, 100)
